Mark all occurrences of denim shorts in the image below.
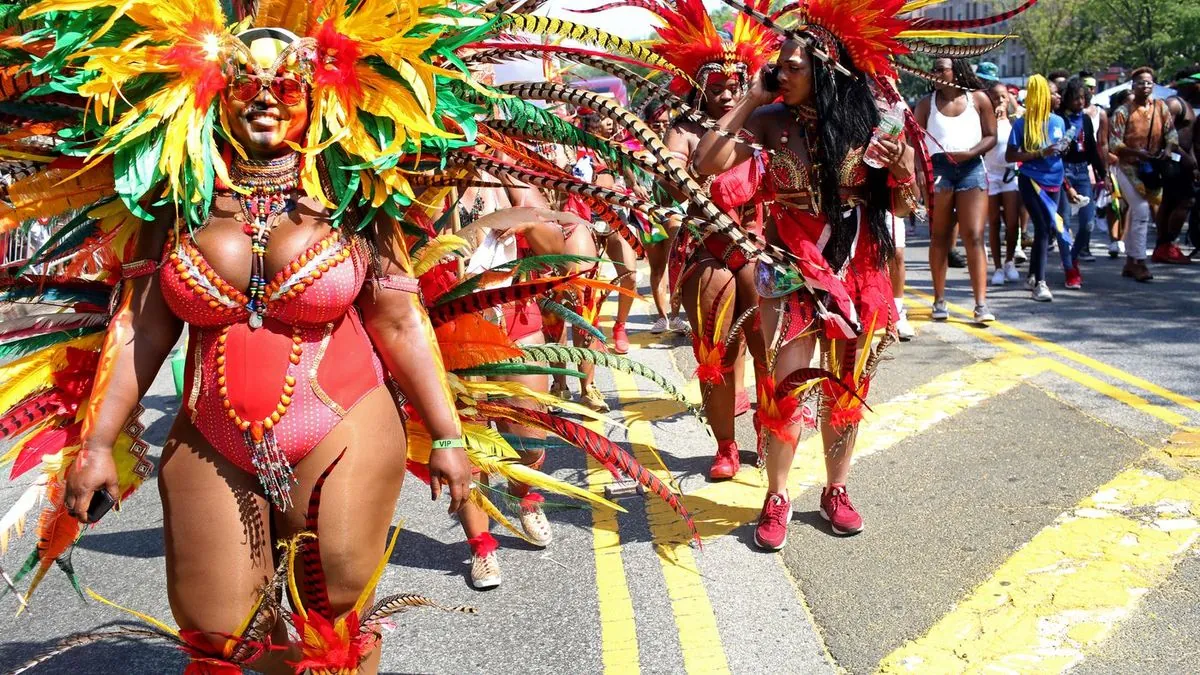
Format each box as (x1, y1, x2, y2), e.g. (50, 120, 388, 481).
(931, 153, 987, 193)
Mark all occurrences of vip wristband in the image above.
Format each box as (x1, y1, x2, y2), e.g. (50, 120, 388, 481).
(432, 438, 466, 450)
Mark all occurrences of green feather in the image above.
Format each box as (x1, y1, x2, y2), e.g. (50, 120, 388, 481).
(538, 298, 607, 345)
(506, 345, 706, 425)
(0, 327, 101, 360)
(458, 364, 584, 379)
(436, 254, 602, 305)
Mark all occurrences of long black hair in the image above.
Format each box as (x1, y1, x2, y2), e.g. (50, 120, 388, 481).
(802, 39, 893, 270)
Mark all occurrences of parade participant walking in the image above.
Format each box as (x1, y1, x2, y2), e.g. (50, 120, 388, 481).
(1110, 67, 1179, 281)
(916, 58, 998, 324)
(589, 0, 780, 480)
(1056, 77, 1107, 288)
(1008, 75, 1068, 301)
(691, 0, 1016, 542)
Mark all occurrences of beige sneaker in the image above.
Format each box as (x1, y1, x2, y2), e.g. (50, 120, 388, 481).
(519, 506, 553, 547)
(549, 380, 571, 400)
(581, 383, 609, 412)
(470, 552, 501, 589)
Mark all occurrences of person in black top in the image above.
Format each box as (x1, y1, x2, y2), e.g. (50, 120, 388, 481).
(1151, 69, 1197, 264)
(1055, 77, 1107, 288)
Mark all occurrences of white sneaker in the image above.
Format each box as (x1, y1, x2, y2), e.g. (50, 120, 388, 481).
(669, 316, 690, 334)
(1032, 280, 1053, 302)
(1025, 275, 1037, 291)
(519, 505, 553, 548)
(1014, 247, 1028, 264)
(1108, 241, 1125, 258)
(1003, 260, 1020, 282)
(973, 303, 996, 323)
(471, 552, 502, 589)
(650, 316, 669, 334)
(931, 299, 949, 321)
(991, 268, 1006, 286)
(895, 310, 915, 341)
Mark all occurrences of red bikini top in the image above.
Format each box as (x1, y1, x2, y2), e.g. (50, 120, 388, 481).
(160, 229, 369, 328)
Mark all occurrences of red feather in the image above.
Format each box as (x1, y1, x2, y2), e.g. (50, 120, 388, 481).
(0, 390, 68, 440)
(429, 275, 580, 326)
(299, 450, 347, 620)
(476, 402, 700, 544)
(10, 422, 79, 480)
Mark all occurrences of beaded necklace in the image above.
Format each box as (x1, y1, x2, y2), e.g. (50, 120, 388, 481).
(230, 152, 300, 329)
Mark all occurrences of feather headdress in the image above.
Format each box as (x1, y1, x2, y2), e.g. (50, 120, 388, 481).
(723, 0, 1039, 86)
(576, 0, 779, 96)
(15, 0, 487, 227)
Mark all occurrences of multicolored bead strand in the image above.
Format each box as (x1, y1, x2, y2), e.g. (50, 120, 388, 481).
(230, 153, 300, 330)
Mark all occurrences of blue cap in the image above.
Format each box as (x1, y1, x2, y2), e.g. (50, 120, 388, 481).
(976, 62, 1000, 82)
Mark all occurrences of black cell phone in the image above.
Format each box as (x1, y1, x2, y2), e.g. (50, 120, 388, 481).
(763, 66, 780, 92)
(86, 490, 117, 523)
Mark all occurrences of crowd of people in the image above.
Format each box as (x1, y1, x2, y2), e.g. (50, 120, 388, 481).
(906, 59, 1197, 316)
(0, 0, 1175, 671)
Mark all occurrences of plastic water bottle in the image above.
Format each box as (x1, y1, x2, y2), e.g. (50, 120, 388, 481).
(864, 101, 906, 168)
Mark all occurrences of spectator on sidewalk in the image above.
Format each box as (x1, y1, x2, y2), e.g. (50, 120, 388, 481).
(1007, 75, 1067, 302)
(979, 69, 1023, 286)
(1109, 67, 1179, 281)
(1056, 77, 1107, 289)
(916, 57, 998, 324)
(1150, 69, 1197, 265)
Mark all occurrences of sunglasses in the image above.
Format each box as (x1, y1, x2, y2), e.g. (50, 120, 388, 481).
(229, 75, 307, 106)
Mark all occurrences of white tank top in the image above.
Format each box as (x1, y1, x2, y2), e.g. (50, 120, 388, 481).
(984, 116, 1014, 175)
(924, 90, 982, 155)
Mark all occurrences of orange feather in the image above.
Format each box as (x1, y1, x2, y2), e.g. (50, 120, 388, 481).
(434, 314, 523, 372)
(23, 479, 81, 602)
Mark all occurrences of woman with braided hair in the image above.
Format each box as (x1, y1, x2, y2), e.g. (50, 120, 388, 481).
(694, 1, 928, 545)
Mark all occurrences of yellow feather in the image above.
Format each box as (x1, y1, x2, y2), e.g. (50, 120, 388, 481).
(469, 489, 532, 543)
(411, 234, 469, 277)
(352, 519, 403, 613)
(86, 589, 180, 637)
(0, 476, 46, 555)
(0, 334, 104, 418)
(462, 381, 627, 429)
(897, 29, 1002, 40)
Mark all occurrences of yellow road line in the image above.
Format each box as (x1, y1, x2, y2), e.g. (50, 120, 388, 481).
(584, 422, 641, 673)
(612, 368, 731, 675)
(907, 288, 1200, 417)
(878, 440, 1200, 674)
(683, 355, 1047, 539)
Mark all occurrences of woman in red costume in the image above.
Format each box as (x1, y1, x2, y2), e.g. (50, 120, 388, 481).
(694, 0, 1031, 547)
(616, 0, 778, 480)
(55, 26, 471, 672)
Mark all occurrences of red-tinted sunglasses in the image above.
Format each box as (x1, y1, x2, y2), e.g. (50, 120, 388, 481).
(228, 75, 307, 106)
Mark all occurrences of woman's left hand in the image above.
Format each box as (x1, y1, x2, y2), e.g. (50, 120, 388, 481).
(873, 136, 913, 178)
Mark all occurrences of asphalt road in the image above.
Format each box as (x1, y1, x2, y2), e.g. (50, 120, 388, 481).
(1, 220, 1198, 674)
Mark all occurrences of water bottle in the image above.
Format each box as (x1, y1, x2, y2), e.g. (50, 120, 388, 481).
(864, 101, 906, 168)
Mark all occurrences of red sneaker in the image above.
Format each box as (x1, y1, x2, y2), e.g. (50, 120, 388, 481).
(820, 484, 863, 535)
(708, 440, 740, 480)
(753, 491, 792, 550)
(734, 388, 751, 416)
(1064, 266, 1082, 290)
(612, 322, 629, 354)
(1166, 244, 1192, 264)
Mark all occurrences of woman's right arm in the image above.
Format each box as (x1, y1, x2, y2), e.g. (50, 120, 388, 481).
(66, 207, 184, 522)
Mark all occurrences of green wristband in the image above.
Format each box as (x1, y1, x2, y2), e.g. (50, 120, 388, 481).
(432, 438, 465, 450)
